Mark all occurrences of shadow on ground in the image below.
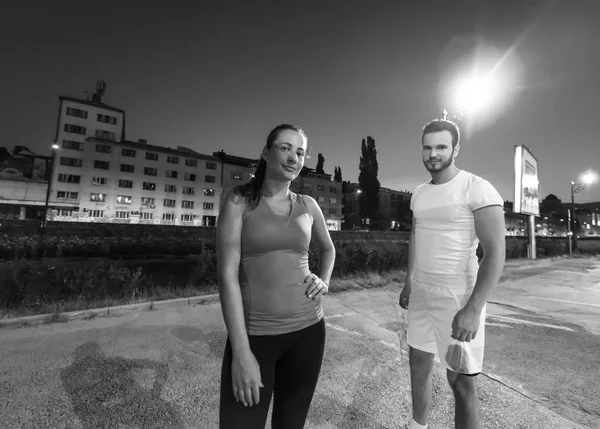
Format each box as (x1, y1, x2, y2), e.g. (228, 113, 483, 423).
(60, 341, 184, 429)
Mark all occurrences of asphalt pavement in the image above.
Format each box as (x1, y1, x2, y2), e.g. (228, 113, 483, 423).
(1, 256, 599, 428)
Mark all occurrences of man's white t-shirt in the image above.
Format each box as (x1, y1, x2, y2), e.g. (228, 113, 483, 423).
(410, 170, 504, 290)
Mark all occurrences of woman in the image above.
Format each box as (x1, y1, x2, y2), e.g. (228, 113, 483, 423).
(217, 124, 336, 429)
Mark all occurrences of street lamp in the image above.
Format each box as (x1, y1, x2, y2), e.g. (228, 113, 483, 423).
(568, 171, 598, 254)
(442, 72, 496, 125)
(41, 144, 59, 235)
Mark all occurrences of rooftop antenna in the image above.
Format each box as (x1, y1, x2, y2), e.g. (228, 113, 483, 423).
(92, 80, 106, 103)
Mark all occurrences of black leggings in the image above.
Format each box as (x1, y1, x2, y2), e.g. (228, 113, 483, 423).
(219, 318, 326, 429)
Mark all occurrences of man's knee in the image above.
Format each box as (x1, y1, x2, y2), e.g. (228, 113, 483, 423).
(409, 347, 435, 377)
(447, 371, 478, 397)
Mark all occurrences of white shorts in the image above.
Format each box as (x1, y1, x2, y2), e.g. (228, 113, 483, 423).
(406, 279, 486, 375)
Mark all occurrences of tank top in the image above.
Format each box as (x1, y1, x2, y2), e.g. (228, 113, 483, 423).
(239, 191, 324, 335)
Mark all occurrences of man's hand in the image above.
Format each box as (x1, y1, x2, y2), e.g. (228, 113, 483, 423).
(451, 305, 482, 342)
(398, 278, 411, 309)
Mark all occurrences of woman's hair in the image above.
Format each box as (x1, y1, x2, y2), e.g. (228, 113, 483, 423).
(233, 124, 307, 209)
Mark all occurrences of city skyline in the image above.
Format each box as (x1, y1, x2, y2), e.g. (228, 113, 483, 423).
(3, 0, 599, 203)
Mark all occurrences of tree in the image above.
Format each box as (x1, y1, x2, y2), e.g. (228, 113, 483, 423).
(334, 166, 343, 183)
(316, 153, 325, 174)
(357, 136, 380, 228)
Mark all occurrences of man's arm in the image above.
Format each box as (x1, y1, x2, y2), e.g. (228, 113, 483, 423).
(406, 215, 416, 281)
(399, 215, 416, 308)
(452, 204, 505, 341)
(466, 205, 506, 312)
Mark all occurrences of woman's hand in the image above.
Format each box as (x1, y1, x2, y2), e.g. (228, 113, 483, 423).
(231, 349, 264, 407)
(304, 273, 329, 300)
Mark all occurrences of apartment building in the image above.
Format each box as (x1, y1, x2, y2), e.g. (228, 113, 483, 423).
(341, 182, 411, 230)
(213, 150, 257, 195)
(49, 91, 222, 226)
(292, 167, 343, 230)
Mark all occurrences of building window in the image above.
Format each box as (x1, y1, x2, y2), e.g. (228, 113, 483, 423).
(317, 185, 325, 192)
(90, 193, 107, 202)
(66, 107, 88, 119)
(56, 209, 73, 216)
(94, 160, 110, 170)
(185, 159, 197, 167)
(165, 184, 177, 193)
(329, 208, 337, 214)
(58, 174, 80, 184)
(95, 130, 116, 141)
(183, 187, 195, 195)
(144, 167, 157, 176)
(92, 177, 107, 185)
(141, 213, 153, 220)
(329, 197, 337, 204)
(62, 140, 82, 151)
(204, 188, 215, 197)
(141, 197, 155, 206)
(115, 211, 130, 219)
(64, 124, 86, 135)
(304, 183, 312, 190)
(184, 173, 196, 181)
(181, 214, 195, 222)
(231, 172, 243, 180)
(56, 191, 78, 200)
(291, 181, 300, 188)
(163, 199, 176, 208)
(142, 182, 156, 191)
(120, 164, 135, 173)
(122, 148, 136, 157)
(89, 210, 104, 217)
(203, 202, 214, 210)
(182, 200, 194, 209)
(118, 179, 133, 188)
(166, 170, 178, 179)
(146, 152, 159, 161)
(95, 144, 111, 153)
(116, 195, 132, 204)
(205, 175, 216, 183)
(167, 156, 180, 164)
(162, 213, 175, 221)
(318, 196, 325, 203)
(97, 114, 117, 125)
(206, 162, 217, 170)
(59, 157, 83, 167)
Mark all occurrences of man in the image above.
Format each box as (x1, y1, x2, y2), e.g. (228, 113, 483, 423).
(399, 119, 506, 429)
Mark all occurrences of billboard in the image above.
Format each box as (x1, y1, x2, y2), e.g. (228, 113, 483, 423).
(513, 145, 539, 216)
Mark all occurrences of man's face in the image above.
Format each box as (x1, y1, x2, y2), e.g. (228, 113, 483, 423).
(422, 130, 456, 173)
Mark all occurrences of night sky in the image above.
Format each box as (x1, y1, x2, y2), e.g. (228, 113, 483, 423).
(2, 0, 599, 202)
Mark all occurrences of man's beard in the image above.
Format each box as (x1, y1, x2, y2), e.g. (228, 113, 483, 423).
(424, 155, 453, 173)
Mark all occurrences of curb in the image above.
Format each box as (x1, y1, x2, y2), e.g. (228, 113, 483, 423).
(0, 293, 221, 329)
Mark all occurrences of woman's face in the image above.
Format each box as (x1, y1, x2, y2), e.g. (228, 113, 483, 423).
(263, 129, 307, 181)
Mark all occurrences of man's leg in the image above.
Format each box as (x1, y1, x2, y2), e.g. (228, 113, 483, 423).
(409, 346, 435, 426)
(446, 370, 480, 429)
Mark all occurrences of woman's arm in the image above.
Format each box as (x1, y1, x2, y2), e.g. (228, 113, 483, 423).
(216, 190, 250, 355)
(305, 195, 336, 286)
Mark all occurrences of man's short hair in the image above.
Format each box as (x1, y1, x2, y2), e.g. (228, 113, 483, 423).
(422, 119, 460, 148)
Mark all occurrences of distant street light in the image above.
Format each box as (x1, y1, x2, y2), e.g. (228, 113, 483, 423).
(568, 170, 598, 254)
(41, 144, 59, 235)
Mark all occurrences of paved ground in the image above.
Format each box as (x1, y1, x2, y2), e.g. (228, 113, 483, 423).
(1, 256, 599, 428)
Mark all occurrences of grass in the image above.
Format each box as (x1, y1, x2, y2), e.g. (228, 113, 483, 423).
(2, 253, 597, 324)
(0, 271, 402, 321)
(0, 282, 219, 321)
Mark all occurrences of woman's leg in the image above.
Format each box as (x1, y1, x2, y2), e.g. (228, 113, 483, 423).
(271, 319, 326, 429)
(219, 336, 279, 429)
